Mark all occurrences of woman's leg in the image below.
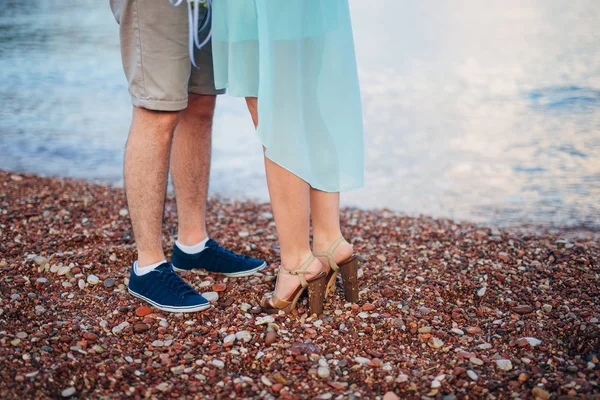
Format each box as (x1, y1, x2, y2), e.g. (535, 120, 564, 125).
(310, 189, 354, 263)
(246, 97, 322, 300)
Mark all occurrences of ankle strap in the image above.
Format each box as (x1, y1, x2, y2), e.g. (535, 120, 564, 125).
(279, 255, 315, 288)
(314, 237, 345, 272)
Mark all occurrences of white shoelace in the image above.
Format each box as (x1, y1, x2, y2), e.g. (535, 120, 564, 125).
(169, 0, 213, 68)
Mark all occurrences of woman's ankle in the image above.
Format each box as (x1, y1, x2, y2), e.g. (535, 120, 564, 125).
(280, 250, 315, 271)
(312, 232, 346, 251)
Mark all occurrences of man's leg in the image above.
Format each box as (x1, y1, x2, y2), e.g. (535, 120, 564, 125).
(169, 94, 266, 276)
(124, 107, 179, 268)
(170, 94, 215, 246)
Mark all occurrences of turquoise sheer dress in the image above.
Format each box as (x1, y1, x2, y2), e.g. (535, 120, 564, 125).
(211, 0, 364, 192)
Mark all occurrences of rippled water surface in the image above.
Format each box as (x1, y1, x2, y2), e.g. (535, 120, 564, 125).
(1, 0, 599, 229)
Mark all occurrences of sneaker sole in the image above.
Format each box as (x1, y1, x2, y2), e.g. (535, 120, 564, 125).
(128, 288, 211, 313)
(172, 261, 267, 277)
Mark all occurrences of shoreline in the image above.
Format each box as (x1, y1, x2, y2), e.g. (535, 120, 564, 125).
(1, 170, 599, 398)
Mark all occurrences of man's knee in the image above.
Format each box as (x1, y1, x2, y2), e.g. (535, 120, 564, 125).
(182, 94, 217, 121)
(132, 106, 180, 135)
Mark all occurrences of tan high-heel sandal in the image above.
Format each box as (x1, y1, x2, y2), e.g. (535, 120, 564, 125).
(314, 237, 359, 303)
(260, 255, 327, 315)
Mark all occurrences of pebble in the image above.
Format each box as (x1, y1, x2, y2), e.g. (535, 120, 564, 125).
(61, 387, 76, 397)
(11, 339, 21, 346)
(112, 321, 129, 335)
(35, 305, 46, 314)
(396, 374, 409, 383)
(87, 275, 100, 285)
(256, 315, 275, 325)
(57, 266, 71, 276)
(418, 326, 432, 334)
(477, 343, 493, 350)
(212, 359, 225, 369)
(134, 323, 149, 333)
(477, 287, 486, 297)
(240, 303, 252, 312)
(467, 370, 478, 381)
(358, 312, 369, 319)
(136, 306, 152, 317)
(119, 208, 129, 216)
(394, 318, 405, 329)
(152, 340, 164, 347)
(33, 256, 49, 266)
(450, 328, 464, 335)
(383, 392, 400, 400)
(224, 334, 236, 344)
(265, 330, 277, 345)
(213, 283, 226, 292)
(513, 304, 534, 314)
(92, 345, 104, 353)
(78, 279, 85, 290)
(318, 367, 331, 378)
(469, 357, 484, 366)
(428, 337, 444, 349)
(531, 387, 550, 400)
(465, 327, 481, 334)
(155, 382, 170, 392)
(203, 292, 219, 302)
(362, 303, 376, 311)
(355, 357, 371, 365)
(261, 375, 272, 386)
(236, 331, 253, 343)
(35, 277, 48, 284)
(103, 278, 115, 288)
(16, 332, 27, 339)
(517, 337, 542, 347)
(498, 251, 510, 262)
(50, 264, 60, 273)
(542, 304, 552, 312)
(496, 359, 513, 371)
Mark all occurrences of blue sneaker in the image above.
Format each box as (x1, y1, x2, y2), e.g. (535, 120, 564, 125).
(128, 262, 211, 313)
(172, 239, 267, 277)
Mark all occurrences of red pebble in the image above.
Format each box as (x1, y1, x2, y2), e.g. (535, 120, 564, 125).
(213, 283, 227, 292)
(136, 306, 152, 317)
(362, 303, 376, 311)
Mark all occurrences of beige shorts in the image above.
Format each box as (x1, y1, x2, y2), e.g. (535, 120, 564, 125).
(110, 0, 224, 111)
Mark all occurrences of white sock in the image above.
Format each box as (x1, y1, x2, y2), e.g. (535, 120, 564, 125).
(176, 237, 210, 254)
(134, 259, 167, 276)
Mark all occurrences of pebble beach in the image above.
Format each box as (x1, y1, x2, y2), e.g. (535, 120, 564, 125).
(0, 170, 599, 399)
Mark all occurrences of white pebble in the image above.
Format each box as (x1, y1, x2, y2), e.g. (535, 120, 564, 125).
(87, 275, 99, 285)
(467, 370, 478, 381)
(318, 366, 331, 378)
(236, 331, 252, 343)
(203, 292, 219, 302)
(260, 375, 272, 386)
(256, 316, 275, 325)
(496, 359, 513, 371)
(223, 334, 236, 344)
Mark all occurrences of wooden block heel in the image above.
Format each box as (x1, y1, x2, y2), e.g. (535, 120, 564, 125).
(307, 273, 327, 315)
(339, 255, 359, 303)
(315, 237, 361, 303)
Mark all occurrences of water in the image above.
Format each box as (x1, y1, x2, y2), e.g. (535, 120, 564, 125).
(1, 0, 599, 230)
